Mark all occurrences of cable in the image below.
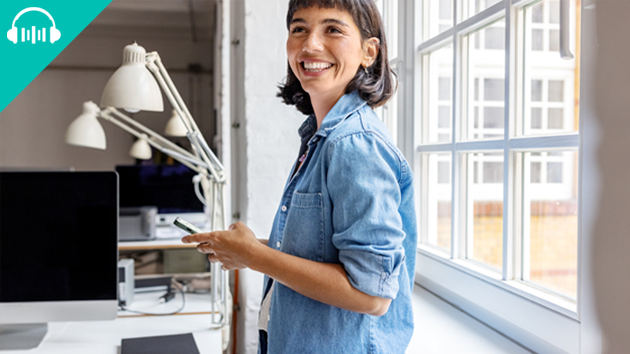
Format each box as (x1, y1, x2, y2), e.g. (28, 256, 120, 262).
(118, 281, 186, 316)
(193, 174, 207, 206)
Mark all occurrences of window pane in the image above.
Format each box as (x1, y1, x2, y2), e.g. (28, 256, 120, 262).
(532, 29, 544, 51)
(548, 108, 564, 129)
(468, 153, 503, 270)
(484, 78, 505, 101)
(549, 0, 560, 24)
(531, 80, 543, 101)
(424, 0, 453, 40)
(532, 2, 543, 23)
(547, 162, 563, 183)
(531, 162, 542, 183)
(521, 0, 579, 136)
(523, 151, 578, 298)
(440, 0, 452, 20)
(483, 161, 503, 183)
(439, 77, 451, 100)
(423, 44, 453, 143)
(485, 27, 505, 50)
(423, 153, 452, 252)
(548, 80, 564, 102)
(438, 161, 451, 184)
(383, 88, 398, 144)
(438, 106, 451, 128)
(483, 107, 504, 129)
(465, 0, 502, 20)
(379, 0, 398, 59)
(549, 29, 560, 52)
(531, 107, 542, 129)
(465, 19, 506, 141)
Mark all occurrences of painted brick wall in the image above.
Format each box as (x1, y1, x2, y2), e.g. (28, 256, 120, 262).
(233, 1, 305, 353)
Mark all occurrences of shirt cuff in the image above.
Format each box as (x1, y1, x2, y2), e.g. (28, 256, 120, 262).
(340, 249, 402, 300)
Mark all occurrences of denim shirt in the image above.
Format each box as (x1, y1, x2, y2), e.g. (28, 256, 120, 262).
(260, 91, 417, 354)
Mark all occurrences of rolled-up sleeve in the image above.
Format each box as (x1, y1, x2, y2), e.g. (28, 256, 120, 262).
(327, 132, 406, 300)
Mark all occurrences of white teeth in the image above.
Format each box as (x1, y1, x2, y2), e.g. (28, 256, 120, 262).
(303, 62, 332, 71)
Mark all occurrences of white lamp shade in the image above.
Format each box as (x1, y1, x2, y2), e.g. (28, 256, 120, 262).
(164, 110, 188, 137)
(101, 43, 164, 112)
(65, 101, 106, 150)
(129, 137, 152, 160)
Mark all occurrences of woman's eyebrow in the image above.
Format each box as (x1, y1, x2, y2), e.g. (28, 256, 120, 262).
(289, 18, 350, 27)
(290, 18, 306, 25)
(321, 18, 349, 27)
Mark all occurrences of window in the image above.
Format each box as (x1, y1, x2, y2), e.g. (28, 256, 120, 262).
(411, 0, 582, 350)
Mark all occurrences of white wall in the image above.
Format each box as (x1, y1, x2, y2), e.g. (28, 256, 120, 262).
(0, 14, 214, 171)
(229, 0, 304, 353)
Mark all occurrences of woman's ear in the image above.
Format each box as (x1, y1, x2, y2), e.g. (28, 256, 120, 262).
(362, 37, 380, 68)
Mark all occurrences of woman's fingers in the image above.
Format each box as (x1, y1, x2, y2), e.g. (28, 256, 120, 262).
(197, 242, 215, 255)
(181, 221, 260, 270)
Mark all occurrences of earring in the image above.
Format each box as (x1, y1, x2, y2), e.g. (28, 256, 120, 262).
(363, 65, 369, 74)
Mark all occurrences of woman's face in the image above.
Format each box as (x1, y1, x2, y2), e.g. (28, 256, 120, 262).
(287, 7, 368, 102)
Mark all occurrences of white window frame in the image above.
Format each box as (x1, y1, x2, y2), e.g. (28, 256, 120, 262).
(384, 0, 591, 352)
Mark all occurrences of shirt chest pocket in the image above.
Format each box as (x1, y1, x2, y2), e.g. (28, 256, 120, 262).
(282, 192, 325, 262)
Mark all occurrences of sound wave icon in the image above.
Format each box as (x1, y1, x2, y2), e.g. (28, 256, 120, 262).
(21, 27, 47, 43)
(6, 7, 61, 44)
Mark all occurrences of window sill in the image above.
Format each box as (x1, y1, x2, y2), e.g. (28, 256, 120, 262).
(417, 245, 578, 320)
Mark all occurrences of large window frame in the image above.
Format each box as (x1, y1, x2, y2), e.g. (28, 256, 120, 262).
(379, 0, 589, 352)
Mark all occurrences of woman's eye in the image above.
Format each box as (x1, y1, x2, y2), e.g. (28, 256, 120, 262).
(291, 27, 305, 34)
(327, 26, 342, 34)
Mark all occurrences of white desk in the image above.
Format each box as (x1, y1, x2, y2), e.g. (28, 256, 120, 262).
(1, 292, 223, 354)
(118, 238, 197, 251)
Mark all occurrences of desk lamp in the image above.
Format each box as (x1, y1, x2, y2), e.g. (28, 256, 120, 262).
(65, 43, 230, 334)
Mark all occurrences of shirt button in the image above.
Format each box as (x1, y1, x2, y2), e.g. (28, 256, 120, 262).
(276, 242, 281, 248)
(281, 205, 287, 212)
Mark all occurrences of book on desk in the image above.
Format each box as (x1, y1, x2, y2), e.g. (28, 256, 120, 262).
(121, 333, 200, 354)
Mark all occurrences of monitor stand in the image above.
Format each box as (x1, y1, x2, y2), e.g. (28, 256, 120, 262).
(0, 323, 48, 350)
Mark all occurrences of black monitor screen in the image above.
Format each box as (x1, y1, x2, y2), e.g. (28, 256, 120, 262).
(0, 171, 118, 302)
(116, 164, 203, 214)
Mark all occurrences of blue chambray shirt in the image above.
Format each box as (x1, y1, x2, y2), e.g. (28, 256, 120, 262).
(260, 91, 417, 354)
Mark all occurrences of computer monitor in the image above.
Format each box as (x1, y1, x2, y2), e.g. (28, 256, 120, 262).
(116, 164, 206, 228)
(0, 171, 118, 350)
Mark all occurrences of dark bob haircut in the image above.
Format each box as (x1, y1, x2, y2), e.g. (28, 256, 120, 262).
(277, 0, 397, 116)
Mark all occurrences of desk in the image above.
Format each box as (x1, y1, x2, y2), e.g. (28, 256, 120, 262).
(1, 292, 222, 354)
(118, 238, 197, 251)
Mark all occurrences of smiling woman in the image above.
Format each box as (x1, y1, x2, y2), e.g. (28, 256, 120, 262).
(278, 0, 396, 118)
(181, 1, 416, 353)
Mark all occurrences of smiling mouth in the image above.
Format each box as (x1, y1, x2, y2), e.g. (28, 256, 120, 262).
(301, 61, 333, 72)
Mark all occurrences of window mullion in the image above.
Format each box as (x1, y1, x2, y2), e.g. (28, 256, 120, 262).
(451, 0, 461, 260)
(503, 0, 517, 281)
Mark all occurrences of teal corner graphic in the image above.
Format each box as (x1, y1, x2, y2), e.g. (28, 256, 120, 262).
(0, 0, 112, 112)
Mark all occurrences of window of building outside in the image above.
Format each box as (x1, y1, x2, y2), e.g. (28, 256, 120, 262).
(376, 0, 580, 313)
(375, 0, 400, 146)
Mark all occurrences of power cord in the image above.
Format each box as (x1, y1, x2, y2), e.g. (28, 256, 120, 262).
(118, 281, 186, 316)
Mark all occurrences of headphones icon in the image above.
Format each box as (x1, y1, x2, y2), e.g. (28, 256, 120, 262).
(7, 7, 61, 44)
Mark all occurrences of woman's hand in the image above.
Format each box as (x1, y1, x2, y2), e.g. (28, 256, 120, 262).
(182, 221, 262, 270)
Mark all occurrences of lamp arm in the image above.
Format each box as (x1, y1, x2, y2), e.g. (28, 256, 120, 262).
(146, 53, 199, 133)
(98, 109, 206, 175)
(143, 51, 230, 331)
(145, 53, 225, 180)
(188, 133, 224, 183)
(106, 108, 202, 166)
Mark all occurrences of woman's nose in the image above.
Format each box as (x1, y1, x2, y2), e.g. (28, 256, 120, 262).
(302, 32, 323, 53)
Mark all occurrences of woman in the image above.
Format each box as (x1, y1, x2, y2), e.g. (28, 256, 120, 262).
(183, 0, 417, 352)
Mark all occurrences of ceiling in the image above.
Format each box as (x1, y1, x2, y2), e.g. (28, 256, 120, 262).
(89, 0, 217, 41)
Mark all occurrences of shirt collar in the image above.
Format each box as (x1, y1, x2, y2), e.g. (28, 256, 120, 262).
(297, 91, 367, 143)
